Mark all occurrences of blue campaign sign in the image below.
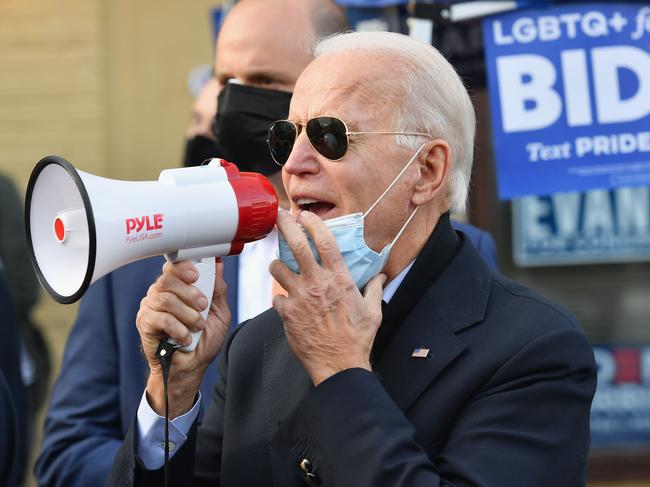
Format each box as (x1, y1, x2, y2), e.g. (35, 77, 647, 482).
(483, 4, 650, 199)
(512, 186, 650, 266)
(591, 345, 650, 447)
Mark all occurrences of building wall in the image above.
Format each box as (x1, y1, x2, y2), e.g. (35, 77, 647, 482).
(0, 1, 223, 483)
(0, 0, 106, 185)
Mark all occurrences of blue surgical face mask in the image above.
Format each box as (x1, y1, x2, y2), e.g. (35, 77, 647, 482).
(278, 144, 425, 289)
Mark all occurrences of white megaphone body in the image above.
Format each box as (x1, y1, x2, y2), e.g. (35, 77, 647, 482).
(25, 155, 278, 351)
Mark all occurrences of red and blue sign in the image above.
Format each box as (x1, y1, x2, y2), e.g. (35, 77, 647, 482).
(483, 3, 650, 199)
(592, 345, 650, 447)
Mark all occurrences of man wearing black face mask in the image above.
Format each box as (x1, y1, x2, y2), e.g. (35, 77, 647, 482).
(183, 77, 294, 175)
(182, 60, 294, 176)
(35, 2, 350, 485)
(211, 81, 291, 177)
(183, 76, 221, 167)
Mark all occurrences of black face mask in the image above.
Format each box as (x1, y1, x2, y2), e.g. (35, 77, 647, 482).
(183, 135, 221, 167)
(212, 82, 292, 176)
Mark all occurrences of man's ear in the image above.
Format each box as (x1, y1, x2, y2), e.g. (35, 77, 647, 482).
(411, 139, 450, 207)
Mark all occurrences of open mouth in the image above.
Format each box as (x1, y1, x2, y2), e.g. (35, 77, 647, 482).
(295, 198, 336, 219)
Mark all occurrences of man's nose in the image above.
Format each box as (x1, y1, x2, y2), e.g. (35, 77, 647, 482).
(282, 131, 320, 175)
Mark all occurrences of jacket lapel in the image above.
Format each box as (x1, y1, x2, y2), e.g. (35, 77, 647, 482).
(374, 301, 466, 412)
(375, 239, 492, 413)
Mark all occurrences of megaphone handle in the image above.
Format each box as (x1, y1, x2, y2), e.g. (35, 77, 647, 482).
(166, 256, 216, 352)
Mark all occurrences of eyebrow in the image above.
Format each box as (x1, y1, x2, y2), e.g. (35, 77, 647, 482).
(216, 68, 293, 85)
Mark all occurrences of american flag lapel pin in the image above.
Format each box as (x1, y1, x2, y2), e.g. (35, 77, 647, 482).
(411, 347, 430, 359)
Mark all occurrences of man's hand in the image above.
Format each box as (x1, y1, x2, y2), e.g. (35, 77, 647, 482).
(136, 259, 231, 418)
(270, 211, 386, 386)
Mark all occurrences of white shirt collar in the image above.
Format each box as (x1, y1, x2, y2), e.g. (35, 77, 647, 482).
(382, 261, 414, 303)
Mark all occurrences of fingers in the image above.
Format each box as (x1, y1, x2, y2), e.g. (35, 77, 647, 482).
(137, 261, 209, 350)
(276, 211, 319, 276)
(137, 306, 196, 348)
(363, 272, 387, 302)
(298, 210, 347, 273)
(156, 262, 208, 313)
(272, 293, 288, 315)
(268, 258, 297, 293)
(208, 258, 232, 330)
(363, 273, 387, 323)
(162, 260, 199, 285)
(212, 258, 228, 304)
(146, 289, 205, 332)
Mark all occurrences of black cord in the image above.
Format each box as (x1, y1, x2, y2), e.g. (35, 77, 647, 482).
(155, 340, 177, 487)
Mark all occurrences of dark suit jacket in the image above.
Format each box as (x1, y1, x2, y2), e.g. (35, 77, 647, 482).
(0, 370, 19, 487)
(35, 223, 497, 486)
(0, 269, 24, 487)
(111, 231, 596, 487)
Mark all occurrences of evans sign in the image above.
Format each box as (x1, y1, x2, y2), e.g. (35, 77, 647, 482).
(483, 4, 650, 199)
(513, 186, 650, 266)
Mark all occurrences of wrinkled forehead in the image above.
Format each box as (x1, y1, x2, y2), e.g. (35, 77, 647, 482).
(289, 51, 404, 128)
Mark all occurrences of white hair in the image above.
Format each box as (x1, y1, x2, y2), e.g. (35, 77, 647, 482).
(314, 31, 476, 215)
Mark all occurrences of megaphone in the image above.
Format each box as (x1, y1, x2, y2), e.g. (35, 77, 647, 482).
(25, 155, 278, 351)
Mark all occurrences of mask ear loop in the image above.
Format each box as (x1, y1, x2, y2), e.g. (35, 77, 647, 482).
(362, 142, 427, 219)
(389, 205, 419, 247)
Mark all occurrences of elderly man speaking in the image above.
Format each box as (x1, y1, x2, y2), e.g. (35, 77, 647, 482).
(110, 32, 596, 486)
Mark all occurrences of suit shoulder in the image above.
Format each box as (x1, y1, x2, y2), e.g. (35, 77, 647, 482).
(490, 273, 583, 334)
(228, 308, 284, 348)
(461, 274, 596, 399)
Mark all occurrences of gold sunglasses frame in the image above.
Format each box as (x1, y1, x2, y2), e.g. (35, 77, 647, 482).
(267, 116, 431, 166)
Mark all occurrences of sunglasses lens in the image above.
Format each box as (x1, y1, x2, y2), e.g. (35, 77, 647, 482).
(267, 121, 297, 165)
(306, 117, 348, 160)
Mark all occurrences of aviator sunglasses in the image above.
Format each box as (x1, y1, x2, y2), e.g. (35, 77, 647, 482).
(267, 116, 430, 166)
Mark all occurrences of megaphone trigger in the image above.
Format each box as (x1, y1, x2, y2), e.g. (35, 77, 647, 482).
(165, 256, 216, 352)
